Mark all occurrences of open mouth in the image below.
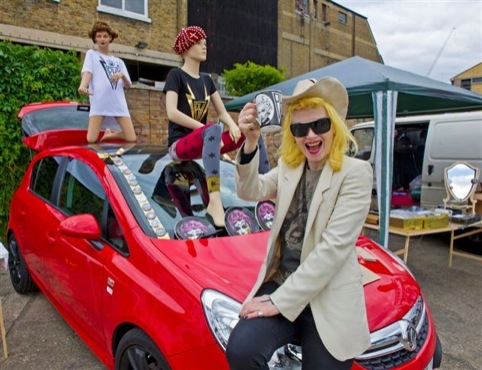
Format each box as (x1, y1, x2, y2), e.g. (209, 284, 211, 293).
(305, 141, 322, 153)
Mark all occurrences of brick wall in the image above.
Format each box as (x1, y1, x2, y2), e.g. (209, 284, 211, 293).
(0, 0, 185, 54)
(126, 87, 282, 167)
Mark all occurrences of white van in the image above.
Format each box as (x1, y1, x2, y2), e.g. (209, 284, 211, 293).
(350, 111, 482, 210)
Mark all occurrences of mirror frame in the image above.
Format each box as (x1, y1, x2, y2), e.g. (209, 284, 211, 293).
(443, 161, 480, 214)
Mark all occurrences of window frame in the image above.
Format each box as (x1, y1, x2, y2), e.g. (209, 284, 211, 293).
(295, 0, 309, 16)
(30, 156, 64, 203)
(338, 11, 347, 25)
(97, 0, 151, 23)
(461, 79, 472, 90)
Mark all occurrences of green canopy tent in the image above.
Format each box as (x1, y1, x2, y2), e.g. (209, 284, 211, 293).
(225, 56, 482, 247)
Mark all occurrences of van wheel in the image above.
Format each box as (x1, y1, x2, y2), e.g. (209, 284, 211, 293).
(115, 328, 170, 370)
(8, 233, 37, 294)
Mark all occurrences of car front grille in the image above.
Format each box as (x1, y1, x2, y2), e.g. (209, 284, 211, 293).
(355, 295, 429, 370)
(355, 314, 429, 369)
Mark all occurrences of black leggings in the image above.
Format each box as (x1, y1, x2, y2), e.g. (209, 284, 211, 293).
(226, 282, 354, 370)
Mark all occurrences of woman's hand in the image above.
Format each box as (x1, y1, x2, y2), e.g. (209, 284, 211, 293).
(110, 72, 124, 83)
(238, 102, 261, 148)
(78, 86, 91, 95)
(239, 295, 280, 319)
(228, 123, 242, 143)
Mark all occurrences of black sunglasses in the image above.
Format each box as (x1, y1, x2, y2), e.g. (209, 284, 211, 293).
(290, 118, 331, 137)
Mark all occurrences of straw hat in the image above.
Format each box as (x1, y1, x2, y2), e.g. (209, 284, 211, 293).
(282, 77, 348, 119)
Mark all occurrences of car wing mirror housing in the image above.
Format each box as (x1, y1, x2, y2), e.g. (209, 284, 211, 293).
(59, 214, 101, 240)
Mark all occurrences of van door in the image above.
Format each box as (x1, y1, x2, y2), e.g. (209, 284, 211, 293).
(421, 113, 482, 209)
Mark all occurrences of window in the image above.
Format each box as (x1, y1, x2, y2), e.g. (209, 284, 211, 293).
(352, 128, 374, 160)
(105, 203, 128, 254)
(461, 79, 471, 90)
(338, 11, 347, 24)
(98, 0, 150, 22)
(30, 156, 61, 201)
(296, 0, 309, 15)
(59, 159, 105, 224)
(471, 77, 482, 84)
(322, 3, 327, 23)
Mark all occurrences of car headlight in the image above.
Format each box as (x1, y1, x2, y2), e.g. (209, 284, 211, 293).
(201, 289, 241, 350)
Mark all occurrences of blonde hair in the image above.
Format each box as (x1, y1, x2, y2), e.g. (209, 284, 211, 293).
(278, 97, 357, 171)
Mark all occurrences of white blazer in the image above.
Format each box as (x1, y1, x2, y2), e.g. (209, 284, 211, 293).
(235, 149, 373, 361)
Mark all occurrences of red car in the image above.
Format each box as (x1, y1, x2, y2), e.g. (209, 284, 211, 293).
(7, 102, 442, 370)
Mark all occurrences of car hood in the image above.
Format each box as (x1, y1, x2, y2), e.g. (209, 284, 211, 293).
(151, 233, 420, 332)
(151, 232, 268, 302)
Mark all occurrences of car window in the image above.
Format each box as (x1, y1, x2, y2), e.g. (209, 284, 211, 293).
(105, 203, 128, 254)
(22, 106, 89, 135)
(30, 156, 62, 201)
(58, 159, 105, 224)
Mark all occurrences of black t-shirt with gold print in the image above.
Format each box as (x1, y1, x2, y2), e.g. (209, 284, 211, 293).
(164, 68, 217, 147)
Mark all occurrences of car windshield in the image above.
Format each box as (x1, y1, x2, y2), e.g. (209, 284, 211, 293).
(108, 146, 257, 237)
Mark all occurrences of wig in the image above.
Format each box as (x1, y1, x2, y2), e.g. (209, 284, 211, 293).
(89, 20, 118, 43)
(278, 97, 358, 171)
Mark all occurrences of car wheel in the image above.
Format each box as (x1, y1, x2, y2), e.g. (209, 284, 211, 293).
(115, 328, 170, 370)
(8, 233, 37, 294)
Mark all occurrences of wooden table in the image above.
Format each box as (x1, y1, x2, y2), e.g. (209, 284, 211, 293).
(361, 220, 482, 266)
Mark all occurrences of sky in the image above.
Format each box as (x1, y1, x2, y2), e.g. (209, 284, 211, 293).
(335, 0, 482, 84)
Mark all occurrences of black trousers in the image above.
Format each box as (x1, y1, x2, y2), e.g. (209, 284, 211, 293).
(226, 281, 354, 370)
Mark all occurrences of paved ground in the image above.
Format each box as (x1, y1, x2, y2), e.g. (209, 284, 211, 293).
(0, 232, 481, 370)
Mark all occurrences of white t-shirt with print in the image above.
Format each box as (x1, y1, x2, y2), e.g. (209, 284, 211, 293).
(81, 49, 131, 117)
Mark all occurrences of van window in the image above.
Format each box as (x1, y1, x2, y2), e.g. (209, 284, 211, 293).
(352, 127, 374, 160)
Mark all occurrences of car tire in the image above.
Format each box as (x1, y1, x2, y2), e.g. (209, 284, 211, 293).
(115, 328, 170, 370)
(7, 233, 37, 294)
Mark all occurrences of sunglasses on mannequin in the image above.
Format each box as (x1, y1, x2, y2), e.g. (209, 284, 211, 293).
(290, 117, 331, 138)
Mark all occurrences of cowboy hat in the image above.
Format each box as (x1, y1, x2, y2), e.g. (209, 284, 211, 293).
(282, 77, 348, 120)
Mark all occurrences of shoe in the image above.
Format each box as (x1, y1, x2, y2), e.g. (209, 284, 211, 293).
(205, 212, 225, 229)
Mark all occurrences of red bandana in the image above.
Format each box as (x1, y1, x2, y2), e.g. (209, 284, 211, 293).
(173, 26, 207, 55)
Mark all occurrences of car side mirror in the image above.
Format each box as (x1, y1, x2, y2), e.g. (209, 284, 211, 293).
(58, 214, 101, 240)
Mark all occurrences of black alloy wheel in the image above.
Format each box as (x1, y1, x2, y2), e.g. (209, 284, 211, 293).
(7, 233, 37, 294)
(115, 328, 170, 370)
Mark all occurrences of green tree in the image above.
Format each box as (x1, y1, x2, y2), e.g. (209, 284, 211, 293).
(223, 61, 285, 97)
(0, 41, 82, 241)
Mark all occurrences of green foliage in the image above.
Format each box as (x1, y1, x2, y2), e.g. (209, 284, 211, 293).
(0, 41, 83, 241)
(223, 61, 285, 97)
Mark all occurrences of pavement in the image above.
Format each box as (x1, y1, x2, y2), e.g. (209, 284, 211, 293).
(0, 232, 481, 370)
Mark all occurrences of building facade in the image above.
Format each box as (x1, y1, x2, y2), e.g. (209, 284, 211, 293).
(1, 0, 382, 156)
(0, 0, 382, 85)
(451, 62, 482, 94)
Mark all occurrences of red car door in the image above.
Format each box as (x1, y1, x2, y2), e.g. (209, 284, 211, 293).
(45, 157, 109, 352)
(14, 156, 64, 289)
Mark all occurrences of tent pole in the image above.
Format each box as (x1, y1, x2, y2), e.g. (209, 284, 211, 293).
(373, 90, 398, 247)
